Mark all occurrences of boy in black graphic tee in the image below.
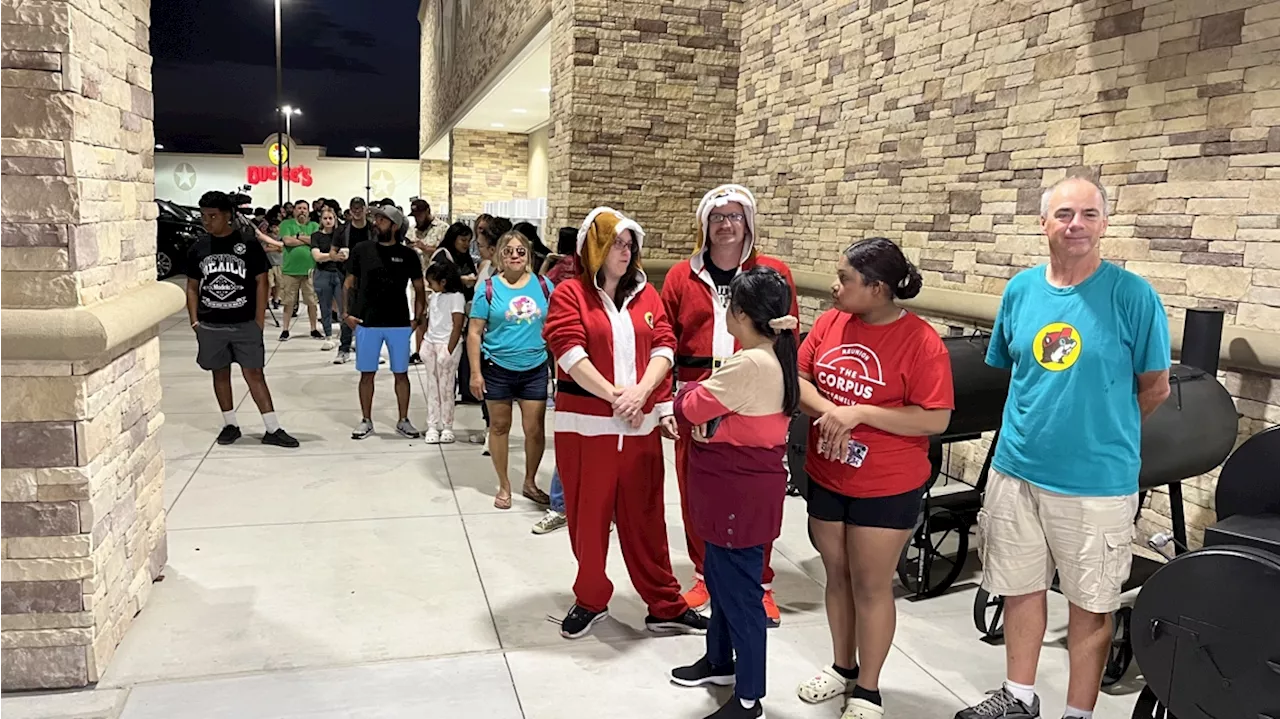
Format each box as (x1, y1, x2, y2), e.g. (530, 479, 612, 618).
(186, 191, 299, 448)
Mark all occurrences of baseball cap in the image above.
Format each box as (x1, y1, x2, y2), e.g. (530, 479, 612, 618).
(350, 196, 366, 209)
(371, 204, 405, 227)
(410, 198, 430, 214)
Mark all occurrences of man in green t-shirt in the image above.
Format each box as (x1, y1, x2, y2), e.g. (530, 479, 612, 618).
(277, 200, 321, 341)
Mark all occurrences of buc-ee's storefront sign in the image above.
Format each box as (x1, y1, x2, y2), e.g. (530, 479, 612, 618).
(246, 165, 313, 187)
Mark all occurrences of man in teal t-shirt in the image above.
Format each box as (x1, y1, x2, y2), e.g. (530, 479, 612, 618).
(957, 177, 1171, 719)
(276, 199, 321, 341)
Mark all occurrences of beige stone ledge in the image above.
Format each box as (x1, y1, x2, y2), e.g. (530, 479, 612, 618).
(646, 260, 1280, 376)
(0, 280, 183, 361)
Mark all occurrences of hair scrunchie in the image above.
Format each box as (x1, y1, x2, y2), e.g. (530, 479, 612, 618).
(768, 315, 799, 332)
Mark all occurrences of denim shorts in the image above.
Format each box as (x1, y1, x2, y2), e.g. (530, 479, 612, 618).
(481, 359, 548, 402)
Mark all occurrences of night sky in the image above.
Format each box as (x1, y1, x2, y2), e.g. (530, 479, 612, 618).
(151, 0, 421, 159)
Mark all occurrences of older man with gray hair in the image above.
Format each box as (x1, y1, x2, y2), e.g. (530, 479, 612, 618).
(956, 175, 1171, 719)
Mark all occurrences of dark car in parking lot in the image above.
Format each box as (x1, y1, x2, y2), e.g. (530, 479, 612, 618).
(156, 198, 202, 279)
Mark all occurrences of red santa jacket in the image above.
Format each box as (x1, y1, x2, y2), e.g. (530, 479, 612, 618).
(660, 253, 799, 387)
(543, 273, 676, 437)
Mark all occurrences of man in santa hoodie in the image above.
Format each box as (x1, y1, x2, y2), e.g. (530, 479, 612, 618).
(661, 184, 799, 627)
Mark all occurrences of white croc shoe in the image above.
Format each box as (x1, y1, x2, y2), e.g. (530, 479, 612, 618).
(797, 666, 848, 704)
(841, 698, 884, 719)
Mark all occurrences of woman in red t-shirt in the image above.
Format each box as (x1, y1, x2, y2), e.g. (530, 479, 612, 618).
(793, 238, 954, 719)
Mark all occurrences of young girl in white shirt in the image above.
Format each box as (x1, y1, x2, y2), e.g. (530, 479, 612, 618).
(422, 261, 468, 443)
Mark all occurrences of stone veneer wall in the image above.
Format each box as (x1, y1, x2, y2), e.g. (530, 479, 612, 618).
(736, 0, 1280, 544)
(1, 0, 173, 689)
(545, 0, 742, 254)
(419, 159, 449, 216)
(418, 0, 550, 153)
(450, 129, 529, 216)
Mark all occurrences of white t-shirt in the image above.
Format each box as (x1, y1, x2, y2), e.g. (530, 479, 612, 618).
(426, 291, 466, 345)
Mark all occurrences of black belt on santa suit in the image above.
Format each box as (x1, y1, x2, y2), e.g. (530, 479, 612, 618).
(675, 355, 715, 369)
(555, 379, 595, 398)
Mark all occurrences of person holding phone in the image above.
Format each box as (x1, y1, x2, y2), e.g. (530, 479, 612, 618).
(667, 267, 799, 719)
(794, 237, 954, 719)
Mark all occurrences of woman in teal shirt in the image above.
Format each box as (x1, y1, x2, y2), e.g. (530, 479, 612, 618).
(468, 229, 554, 510)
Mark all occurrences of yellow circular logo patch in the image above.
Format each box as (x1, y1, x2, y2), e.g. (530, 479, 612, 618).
(1034, 322, 1081, 371)
(644, 311, 655, 328)
(268, 142, 288, 167)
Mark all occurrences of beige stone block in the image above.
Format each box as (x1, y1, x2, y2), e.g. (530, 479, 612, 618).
(1208, 93, 1256, 128)
(1186, 266, 1253, 300)
(1, 558, 93, 582)
(15, 466, 91, 485)
(0, 174, 78, 223)
(2, 471, 38, 501)
(1124, 29, 1161, 63)
(1245, 64, 1280, 91)
(1237, 302, 1280, 331)
(1168, 156, 1230, 181)
(1192, 216, 1238, 240)
(1084, 140, 1131, 165)
(1010, 100, 1055, 124)
(1246, 243, 1280, 269)
(1, 612, 92, 631)
(0, 247, 70, 271)
(1249, 188, 1280, 214)
(1046, 118, 1080, 146)
(1, 628, 92, 650)
(0, 138, 64, 159)
(5, 535, 92, 559)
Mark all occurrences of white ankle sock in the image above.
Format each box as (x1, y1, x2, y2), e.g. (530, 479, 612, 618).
(1063, 705, 1093, 719)
(738, 698, 756, 709)
(262, 412, 280, 433)
(1004, 680, 1036, 706)
(222, 410, 237, 427)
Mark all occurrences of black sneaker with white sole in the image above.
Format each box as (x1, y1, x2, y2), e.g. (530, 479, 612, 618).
(670, 656, 736, 687)
(216, 424, 241, 445)
(646, 608, 709, 635)
(559, 604, 608, 639)
(704, 697, 763, 719)
(261, 428, 300, 448)
(955, 687, 1040, 719)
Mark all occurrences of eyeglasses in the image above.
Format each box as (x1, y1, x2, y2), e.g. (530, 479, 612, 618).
(502, 246, 528, 258)
(709, 212, 745, 225)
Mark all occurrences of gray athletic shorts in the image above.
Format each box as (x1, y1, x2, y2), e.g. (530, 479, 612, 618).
(195, 321, 266, 371)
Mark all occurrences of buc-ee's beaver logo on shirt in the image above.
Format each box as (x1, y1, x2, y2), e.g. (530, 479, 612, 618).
(1034, 322, 1081, 371)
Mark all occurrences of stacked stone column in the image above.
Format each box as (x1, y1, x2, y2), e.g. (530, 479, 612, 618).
(449, 129, 529, 217)
(546, 0, 742, 256)
(1, 0, 180, 689)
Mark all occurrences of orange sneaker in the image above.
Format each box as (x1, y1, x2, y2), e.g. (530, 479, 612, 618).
(763, 589, 781, 627)
(682, 578, 710, 611)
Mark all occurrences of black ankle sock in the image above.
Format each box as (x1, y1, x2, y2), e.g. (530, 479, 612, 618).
(833, 663, 859, 681)
(852, 685, 882, 707)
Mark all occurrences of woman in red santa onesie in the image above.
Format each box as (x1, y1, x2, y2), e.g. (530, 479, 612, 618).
(660, 184, 799, 626)
(543, 206, 709, 640)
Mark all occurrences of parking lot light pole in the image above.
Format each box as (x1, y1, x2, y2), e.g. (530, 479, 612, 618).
(355, 145, 380, 203)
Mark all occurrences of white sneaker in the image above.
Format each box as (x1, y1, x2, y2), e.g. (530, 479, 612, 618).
(321, 339, 336, 351)
(798, 666, 849, 704)
(468, 431, 485, 445)
(439, 429, 456, 444)
(841, 698, 884, 719)
(532, 510, 567, 535)
(423, 429, 441, 444)
(333, 351, 352, 364)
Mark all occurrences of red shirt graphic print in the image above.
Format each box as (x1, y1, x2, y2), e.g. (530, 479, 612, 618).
(798, 309, 954, 498)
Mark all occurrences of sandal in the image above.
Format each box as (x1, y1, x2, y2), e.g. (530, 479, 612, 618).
(522, 486, 551, 506)
(494, 492, 512, 510)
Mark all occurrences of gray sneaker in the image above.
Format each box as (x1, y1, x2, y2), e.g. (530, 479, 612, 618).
(532, 510, 567, 535)
(955, 687, 1040, 719)
(396, 418, 421, 439)
(351, 419, 374, 440)
(333, 350, 352, 365)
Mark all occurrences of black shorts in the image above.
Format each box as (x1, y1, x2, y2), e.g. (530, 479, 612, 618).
(806, 480, 925, 530)
(481, 359, 548, 402)
(195, 321, 265, 371)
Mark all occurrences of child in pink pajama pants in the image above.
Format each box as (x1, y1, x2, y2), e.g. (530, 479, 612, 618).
(422, 262, 467, 443)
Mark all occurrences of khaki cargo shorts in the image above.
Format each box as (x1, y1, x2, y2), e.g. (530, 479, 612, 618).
(977, 468, 1139, 614)
(279, 272, 318, 309)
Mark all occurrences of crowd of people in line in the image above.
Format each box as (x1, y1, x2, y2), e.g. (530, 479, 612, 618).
(183, 174, 1171, 719)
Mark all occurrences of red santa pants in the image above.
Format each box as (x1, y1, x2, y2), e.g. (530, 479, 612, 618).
(557, 430, 688, 619)
(675, 434, 777, 584)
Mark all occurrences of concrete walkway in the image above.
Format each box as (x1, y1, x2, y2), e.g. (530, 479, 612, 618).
(3, 310, 1143, 719)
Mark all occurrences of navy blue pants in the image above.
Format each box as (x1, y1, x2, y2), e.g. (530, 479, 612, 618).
(705, 542, 767, 700)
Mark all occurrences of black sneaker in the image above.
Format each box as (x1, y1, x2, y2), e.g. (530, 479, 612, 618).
(955, 687, 1040, 719)
(646, 608, 709, 635)
(278, 330, 290, 342)
(261, 428, 300, 448)
(310, 329, 323, 339)
(216, 424, 241, 445)
(559, 604, 608, 639)
(670, 656, 735, 688)
(409, 352, 423, 365)
(703, 697, 763, 719)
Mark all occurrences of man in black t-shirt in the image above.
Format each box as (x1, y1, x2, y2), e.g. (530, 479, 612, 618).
(344, 204, 426, 440)
(186, 191, 299, 448)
